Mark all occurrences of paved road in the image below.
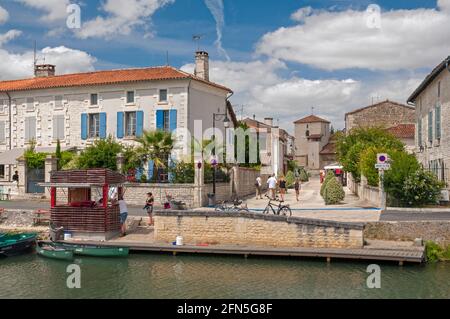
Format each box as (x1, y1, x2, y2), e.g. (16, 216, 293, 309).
(381, 211, 450, 221)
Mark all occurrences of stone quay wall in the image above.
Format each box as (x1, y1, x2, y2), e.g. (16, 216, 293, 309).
(365, 221, 450, 246)
(154, 211, 364, 249)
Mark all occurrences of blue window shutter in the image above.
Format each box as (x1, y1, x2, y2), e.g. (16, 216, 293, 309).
(136, 111, 144, 137)
(99, 113, 107, 139)
(81, 113, 88, 140)
(135, 166, 143, 181)
(117, 112, 124, 139)
(169, 110, 177, 132)
(148, 160, 154, 181)
(156, 110, 164, 130)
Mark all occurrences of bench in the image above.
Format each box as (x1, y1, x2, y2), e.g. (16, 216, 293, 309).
(33, 209, 51, 226)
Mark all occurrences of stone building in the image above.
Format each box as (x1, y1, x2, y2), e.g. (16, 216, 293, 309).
(408, 56, 450, 186)
(345, 100, 415, 133)
(242, 117, 295, 176)
(293, 115, 335, 171)
(0, 51, 236, 194)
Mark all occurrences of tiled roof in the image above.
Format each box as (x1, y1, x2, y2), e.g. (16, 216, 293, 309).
(386, 124, 415, 139)
(294, 115, 330, 124)
(320, 142, 337, 155)
(0, 66, 233, 93)
(345, 100, 414, 117)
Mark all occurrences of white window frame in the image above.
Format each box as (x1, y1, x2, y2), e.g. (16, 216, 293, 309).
(159, 89, 168, 103)
(126, 91, 135, 104)
(125, 111, 137, 137)
(90, 93, 99, 106)
(88, 113, 100, 139)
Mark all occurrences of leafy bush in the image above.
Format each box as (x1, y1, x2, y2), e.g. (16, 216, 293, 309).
(77, 136, 122, 170)
(426, 241, 450, 263)
(324, 177, 345, 205)
(401, 169, 444, 207)
(204, 163, 230, 184)
(285, 171, 295, 188)
(169, 161, 195, 184)
(320, 171, 336, 197)
(24, 150, 48, 169)
(299, 168, 309, 182)
(140, 174, 148, 183)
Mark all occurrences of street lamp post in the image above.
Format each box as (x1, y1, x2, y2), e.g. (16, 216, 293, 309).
(212, 111, 230, 197)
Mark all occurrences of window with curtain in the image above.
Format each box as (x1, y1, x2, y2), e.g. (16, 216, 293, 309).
(88, 113, 100, 138)
(125, 112, 137, 137)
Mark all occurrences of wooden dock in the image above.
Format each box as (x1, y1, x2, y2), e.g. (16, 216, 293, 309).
(66, 240, 426, 265)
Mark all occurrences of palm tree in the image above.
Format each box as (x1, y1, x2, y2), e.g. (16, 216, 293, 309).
(136, 130, 175, 174)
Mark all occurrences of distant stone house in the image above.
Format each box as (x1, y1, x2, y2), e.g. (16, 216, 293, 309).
(0, 51, 236, 193)
(345, 100, 416, 134)
(294, 115, 335, 171)
(385, 124, 416, 153)
(242, 117, 295, 176)
(408, 56, 450, 186)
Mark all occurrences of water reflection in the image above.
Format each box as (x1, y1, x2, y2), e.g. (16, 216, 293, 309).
(0, 253, 449, 299)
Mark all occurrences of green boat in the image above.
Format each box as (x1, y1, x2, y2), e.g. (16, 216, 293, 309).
(0, 233, 36, 257)
(50, 242, 129, 258)
(36, 242, 74, 261)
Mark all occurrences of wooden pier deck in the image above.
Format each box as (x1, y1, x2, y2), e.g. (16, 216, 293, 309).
(66, 240, 426, 265)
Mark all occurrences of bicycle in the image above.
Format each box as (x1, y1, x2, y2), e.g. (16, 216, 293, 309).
(263, 195, 292, 217)
(215, 198, 250, 213)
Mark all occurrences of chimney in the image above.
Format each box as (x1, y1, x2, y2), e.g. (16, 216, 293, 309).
(264, 117, 273, 127)
(194, 51, 209, 81)
(35, 64, 56, 77)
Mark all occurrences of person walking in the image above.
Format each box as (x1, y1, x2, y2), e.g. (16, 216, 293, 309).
(255, 176, 263, 200)
(294, 178, 301, 202)
(279, 176, 287, 202)
(118, 196, 128, 237)
(267, 174, 277, 200)
(144, 192, 155, 226)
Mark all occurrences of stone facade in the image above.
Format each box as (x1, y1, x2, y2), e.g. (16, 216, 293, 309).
(345, 100, 415, 133)
(365, 221, 450, 246)
(408, 57, 450, 187)
(155, 211, 364, 249)
(294, 115, 333, 171)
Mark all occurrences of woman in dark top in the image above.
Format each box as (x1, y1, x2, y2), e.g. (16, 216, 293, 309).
(279, 177, 287, 202)
(144, 192, 155, 226)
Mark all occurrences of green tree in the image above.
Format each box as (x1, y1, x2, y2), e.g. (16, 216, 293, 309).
(137, 130, 175, 169)
(55, 139, 62, 169)
(77, 136, 123, 170)
(285, 171, 295, 188)
(299, 168, 309, 182)
(336, 127, 404, 181)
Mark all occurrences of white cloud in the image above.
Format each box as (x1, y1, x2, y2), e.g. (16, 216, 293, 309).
(15, 0, 71, 22)
(0, 46, 96, 80)
(290, 6, 313, 22)
(0, 5, 9, 24)
(257, 1, 450, 71)
(0, 30, 22, 47)
(76, 0, 174, 39)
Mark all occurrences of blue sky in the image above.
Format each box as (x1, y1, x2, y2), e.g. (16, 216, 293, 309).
(0, 0, 449, 129)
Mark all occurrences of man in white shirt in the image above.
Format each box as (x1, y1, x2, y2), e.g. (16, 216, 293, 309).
(118, 196, 128, 236)
(255, 176, 263, 200)
(267, 174, 278, 200)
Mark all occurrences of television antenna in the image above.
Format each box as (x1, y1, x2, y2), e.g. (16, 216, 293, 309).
(193, 34, 205, 51)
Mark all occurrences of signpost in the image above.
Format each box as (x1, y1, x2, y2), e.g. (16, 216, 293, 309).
(376, 154, 390, 211)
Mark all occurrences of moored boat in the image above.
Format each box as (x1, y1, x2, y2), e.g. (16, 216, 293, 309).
(52, 242, 129, 257)
(36, 242, 74, 261)
(0, 233, 36, 257)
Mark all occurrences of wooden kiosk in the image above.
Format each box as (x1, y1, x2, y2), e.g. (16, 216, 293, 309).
(42, 169, 126, 241)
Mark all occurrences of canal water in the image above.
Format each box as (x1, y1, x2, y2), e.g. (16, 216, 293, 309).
(1, 253, 449, 299)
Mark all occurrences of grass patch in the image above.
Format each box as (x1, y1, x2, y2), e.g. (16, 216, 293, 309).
(426, 241, 450, 262)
